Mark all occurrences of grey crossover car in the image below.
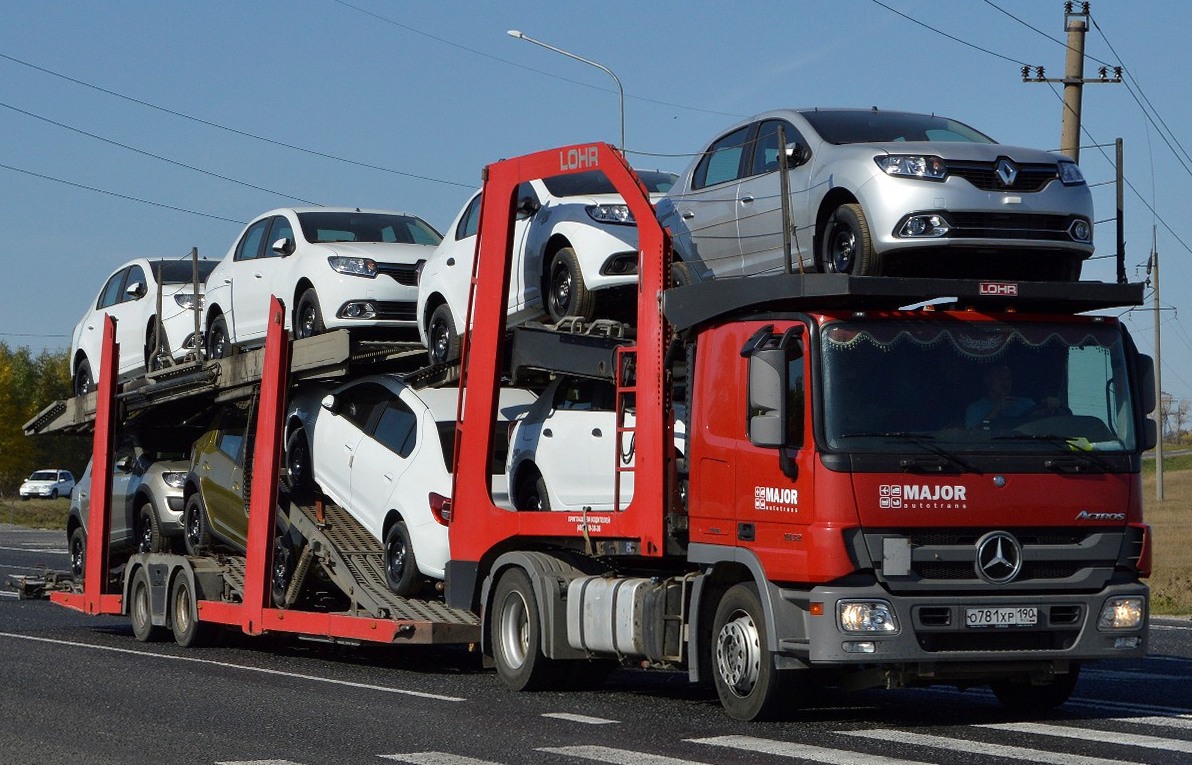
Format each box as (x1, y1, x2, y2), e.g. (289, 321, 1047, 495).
(658, 108, 1094, 280)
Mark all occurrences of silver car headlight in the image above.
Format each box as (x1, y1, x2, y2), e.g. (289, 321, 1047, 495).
(174, 292, 204, 310)
(587, 204, 635, 225)
(328, 256, 378, 277)
(1057, 160, 1086, 186)
(875, 155, 947, 181)
(162, 471, 187, 489)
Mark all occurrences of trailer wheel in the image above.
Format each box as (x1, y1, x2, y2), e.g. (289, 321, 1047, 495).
(547, 247, 595, 323)
(491, 567, 558, 691)
(712, 582, 790, 721)
(137, 503, 167, 554)
(820, 203, 877, 276)
(384, 522, 418, 596)
(991, 664, 1080, 714)
(69, 526, 86, 582)
(183, 494, 212, 556)
(170, 574, 214, 648)
(130, 568, 165, 642)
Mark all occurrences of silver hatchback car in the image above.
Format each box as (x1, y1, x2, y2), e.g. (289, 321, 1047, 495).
(658, 108, 1094, 280)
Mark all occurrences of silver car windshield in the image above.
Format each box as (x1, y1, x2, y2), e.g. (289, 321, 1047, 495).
(799, 110, 996, 145)
(820, 318, 1137, 454)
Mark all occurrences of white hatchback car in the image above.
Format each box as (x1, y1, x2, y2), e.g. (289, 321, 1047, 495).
(71, 258, 216, 395)
(203, 208, 442, 357)
(506, 376, 686, 513)
(416, 170, 677, 364)
(19, 469, 76, 500)
(284, 376, 535, 595)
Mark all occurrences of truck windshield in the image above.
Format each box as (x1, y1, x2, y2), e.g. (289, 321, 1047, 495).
(820, 318, 1137, 454)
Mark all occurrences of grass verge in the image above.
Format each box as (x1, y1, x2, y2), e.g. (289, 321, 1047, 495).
(0, 497, 69, 530)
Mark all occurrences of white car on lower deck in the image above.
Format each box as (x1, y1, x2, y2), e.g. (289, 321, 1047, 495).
(284, 375, 535, 595)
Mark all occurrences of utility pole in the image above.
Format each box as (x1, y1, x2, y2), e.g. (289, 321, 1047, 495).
(1150, 233, 1164, 501)
(1021, 2, 1121, 163)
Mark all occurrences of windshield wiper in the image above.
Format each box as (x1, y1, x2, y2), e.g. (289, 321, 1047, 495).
(836, 431, 979, 474)
(991, 433, 1113, 473)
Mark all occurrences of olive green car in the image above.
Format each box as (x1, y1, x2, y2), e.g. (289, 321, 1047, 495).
(182, 403, 254, 555)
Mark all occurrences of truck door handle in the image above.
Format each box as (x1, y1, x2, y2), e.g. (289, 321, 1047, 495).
(543, 428, 553, 437)
(740, 195, 755, 204)
(680, 210, 695, 220)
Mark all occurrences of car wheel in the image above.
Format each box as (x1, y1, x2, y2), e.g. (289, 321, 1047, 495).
(515, 470, 550, 511)
(820, 203, 878, 276)
(295, 288, 326, 340)
(671, 260, 696, 288)
(137, 503, 167, 554)
(69, 526, 86, 582)
(74, 359, 94, 397)
(712, 582, 798, 721)
(284, 428, 314, 502)
(427, 303, 461, 365)
(183, 494, 212, 556)
(384, 522, 418, 596)
(271, 533, 296, 607)
(130, 567, 166, 642)
(170, 573, 215, 648)
(49, 489, 58, 500)
(546, 247, 596, 323)
(491, 567, 560, 691)
(206, 314, 230, 359)
(991, 664, 1080, 714)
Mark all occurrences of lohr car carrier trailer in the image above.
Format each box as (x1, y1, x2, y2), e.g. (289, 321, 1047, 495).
(42, 142, 1155, 721)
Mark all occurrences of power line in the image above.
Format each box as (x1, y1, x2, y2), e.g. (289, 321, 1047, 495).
(867, 0, 1029, 65)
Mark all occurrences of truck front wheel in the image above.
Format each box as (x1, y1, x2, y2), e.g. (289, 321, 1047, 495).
(491, 567, 558, 691)
(991, 664, 1080, 714)
(712, 582, 791, 721)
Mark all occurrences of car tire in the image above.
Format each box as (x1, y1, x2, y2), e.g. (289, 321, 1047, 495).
(820, 203, 878, 276)
(206, 314, 230, 360)
(74, 359, 94, 397)
(284, 428, 314, 503)
(491, 567, 560, 691)
(671, 260, 696, 288)
(49, 489, 58, 500)
(546, 247, 596, 323)
(130, 567, 167, 642)
(427, 303, 461, 365)
(183, 494, 212, 556)
(295, 288, 326, 340)
(137, 502, 167, 554)
(271, 533, 296, 607)
(383, 522, 418, 596)
(145, 320, 170, 371)
(69, 526, 86, 582)
(170, 573, 215, 648)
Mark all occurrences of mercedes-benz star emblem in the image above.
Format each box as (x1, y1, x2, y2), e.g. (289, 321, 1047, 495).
(996, 158, 1019, 187)
(975, 530, 1023, 584)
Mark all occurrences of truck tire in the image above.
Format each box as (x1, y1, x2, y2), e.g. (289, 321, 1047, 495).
(546, 247, 596, 323)
(170, 574, 214, 648)
(711, 582, 791, 721)
(183, 494, 212, 556)
(130, 568, 166, 642)
(137, 502, 167, 554)
(491, 567, 560, 691)
(820, 203, 878, 276)
(991, 664, 1080, 714)
(384, 522, 418, 596)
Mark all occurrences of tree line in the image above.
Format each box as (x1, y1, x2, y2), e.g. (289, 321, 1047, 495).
(0, 343, 90, 496)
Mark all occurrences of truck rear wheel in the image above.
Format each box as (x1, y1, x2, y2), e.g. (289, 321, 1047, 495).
(170, 574, 214, 648)
(130, 568, 166, 642)
(711, 582, 791, 721)
(491, 567, 559, 691)
(991, 664, 1080, 714)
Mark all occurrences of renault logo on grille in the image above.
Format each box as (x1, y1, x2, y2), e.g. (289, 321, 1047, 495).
(975, 531, 1023, 584)
(995, 158, 1019, 187)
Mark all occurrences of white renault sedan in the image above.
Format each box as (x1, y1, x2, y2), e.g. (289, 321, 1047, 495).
(284, 376, 535, 595)
(416, 170, 677, 364)
(203, 208, 442, 357)
(71, 258, 216, 395)
(658, 108, 1094, 280)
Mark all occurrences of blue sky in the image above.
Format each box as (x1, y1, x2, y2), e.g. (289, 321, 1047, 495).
(3, 1, 1190, 402)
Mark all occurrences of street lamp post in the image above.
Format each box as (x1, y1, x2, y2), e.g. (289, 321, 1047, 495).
(507, 30, 625, 153)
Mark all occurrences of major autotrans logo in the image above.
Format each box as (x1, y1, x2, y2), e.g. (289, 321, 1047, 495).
(879, 484, 969, 510)
(754, 486, 798, 513)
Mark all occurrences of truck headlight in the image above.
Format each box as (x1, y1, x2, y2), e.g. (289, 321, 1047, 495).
(875, 155, 947, 181)
(328, 256, 378, 277)
(1098, 596, 1144, 630)
(587, 204, 634, 225)
(838, 600, 899, 633)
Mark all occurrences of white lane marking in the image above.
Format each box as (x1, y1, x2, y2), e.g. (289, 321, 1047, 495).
(1082, 667, 1192, 681)
(217, 761, 306, 765)
(0, 591, 18, 599)
(981, 721, 1192, 754)
(537, 746, 711, 765)
(1151, 623, 1192, 631)
(541, 712, 619, 725)
(379, 754, 502, 765)
(0, 545, 65, 554)
(845, 729, 1129, 765)
(690, 735, 936, 764)
(0, 631, 464, 701)
(1108, 715, 1192, 730)
(926, 685, 1192, 718)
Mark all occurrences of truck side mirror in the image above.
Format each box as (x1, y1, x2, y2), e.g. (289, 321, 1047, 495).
(1138, 353, 1156, 414)
(748, 348, 787, 448)
(1142, 418, 1158, 451)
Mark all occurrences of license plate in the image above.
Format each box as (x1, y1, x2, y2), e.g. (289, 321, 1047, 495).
(964, 606, 1038, 627)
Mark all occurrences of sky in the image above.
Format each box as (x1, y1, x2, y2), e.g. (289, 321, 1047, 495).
(2, 1, 1191, 402)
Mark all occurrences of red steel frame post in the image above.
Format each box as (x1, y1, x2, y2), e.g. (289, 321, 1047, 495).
(52, 314, 121, 614)
(449, 143, 672, 565)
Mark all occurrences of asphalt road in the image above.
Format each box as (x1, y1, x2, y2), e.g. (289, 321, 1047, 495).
(3, 524, 1191, 765)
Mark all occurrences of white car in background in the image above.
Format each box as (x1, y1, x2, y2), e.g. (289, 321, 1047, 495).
(284, 375, 536, 595)
(19, 469, 76, 500)
(203, 208, 442, 357)
(71, 258, 216, 395)
(506, 376, 686, 512)
(415, 170, 677, 364)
